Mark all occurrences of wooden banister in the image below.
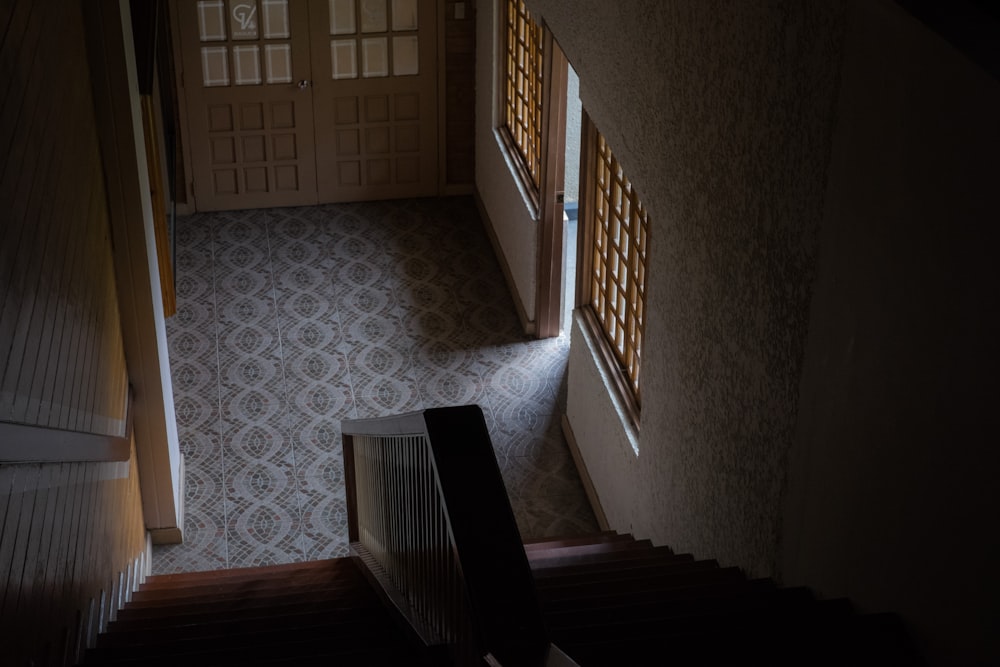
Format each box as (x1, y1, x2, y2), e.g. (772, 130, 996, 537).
(0, 390, 133, 463)
(342, 405, 550, 666)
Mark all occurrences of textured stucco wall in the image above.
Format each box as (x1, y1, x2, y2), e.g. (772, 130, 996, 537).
(524, 0, 1000, 662)
(780, 2, 1000, 663)
(475, 0, 537, 324)
(533, 0, 846, 577)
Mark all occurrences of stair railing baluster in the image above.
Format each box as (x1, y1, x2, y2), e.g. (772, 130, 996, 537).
(342, 406, 549, 666)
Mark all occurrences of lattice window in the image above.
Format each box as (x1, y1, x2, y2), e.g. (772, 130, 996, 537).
(588, 131, 649, 404)
(502, 0, 544, 192)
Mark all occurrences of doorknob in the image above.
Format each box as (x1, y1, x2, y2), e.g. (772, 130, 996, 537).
(297, 79, 312, 90)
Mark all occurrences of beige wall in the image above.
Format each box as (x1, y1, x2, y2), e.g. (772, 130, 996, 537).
(502, 0, 999, 663)
(781, 2, 1000, 663)
(533, 0, 843, 574)
(474, 0, 538, 328)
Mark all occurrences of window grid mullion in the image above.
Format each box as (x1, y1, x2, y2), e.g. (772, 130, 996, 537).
(502, 0, 543, 192)
(587, 128, 650, 404)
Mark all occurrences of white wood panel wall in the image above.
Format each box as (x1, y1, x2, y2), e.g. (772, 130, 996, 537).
(0, 2, 149, 664)
(0, 447, 148, 666)
(0, 0, 128, 437)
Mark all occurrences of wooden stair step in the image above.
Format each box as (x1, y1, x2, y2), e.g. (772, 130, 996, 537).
(556, 634, 820, 667)
(115, 584, 378, 621)
(124, 581, 368, 611)
(85, 616, 405, 661)
(533, 557, 720, 587)
(135, 560, 363, 599)
(108, 594, 383, 632)
(139, 558, 347, 589)
(531, 551, 695, 579)
(98, 605, 389, 648)
(130, 571, 365, 604)
(548, 586, 819, 641)
(522, 532, 636, 551)
(537, 573, 758, 613)
(522, 530, 623, 546)
(535, 565, 746, 602)
(83, 644, 429, 667)
(552, 598, 857, 663)
(527, 544, 678, 570)
(524, 538, 654, 561)
(542, 579, 784, 628)
(85, 643, 423, 666)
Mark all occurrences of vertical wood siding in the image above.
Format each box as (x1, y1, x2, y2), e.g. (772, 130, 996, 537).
(0, 0, 128, 437)
(0, 2, 149, 664)
(0, 447, 148, 666)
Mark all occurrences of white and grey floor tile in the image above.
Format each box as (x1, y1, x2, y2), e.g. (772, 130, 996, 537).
(153, 197, 596, 575)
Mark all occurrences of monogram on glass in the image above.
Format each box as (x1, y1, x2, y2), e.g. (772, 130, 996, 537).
(229, 0, 259, 40)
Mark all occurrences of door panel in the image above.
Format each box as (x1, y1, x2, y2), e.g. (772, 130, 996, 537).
(178, 0, 318, 210)
(308, 0, 438, 202)
(176, 0, 437, 210)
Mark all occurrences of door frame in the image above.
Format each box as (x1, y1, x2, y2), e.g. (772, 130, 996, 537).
(534, 31, 568, 339)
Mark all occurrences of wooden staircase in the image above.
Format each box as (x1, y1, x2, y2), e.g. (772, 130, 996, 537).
(77, 558, 442, 666)
(80, 531, 924, 666)
(526, 532, 924, 667)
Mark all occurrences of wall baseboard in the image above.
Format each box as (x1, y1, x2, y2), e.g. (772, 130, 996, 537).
(473, 189, 537, 337)
(561, 413, 609, 531)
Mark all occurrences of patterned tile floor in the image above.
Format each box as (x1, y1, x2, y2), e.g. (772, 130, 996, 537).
(153, 197, 596, 573)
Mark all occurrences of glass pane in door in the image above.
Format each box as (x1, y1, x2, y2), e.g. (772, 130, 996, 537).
(392, 36, 418, 76)
(332, 39, 358, 79)
(265, 44, 292, 83)
(360, 0, 388, 33)
(198, 0, 227, 41)
(229, 0, 260, 40)
(391, 0, 418, 30)
(330, 0, 357, 34)
(201, 46, 230, 86)
(361, 37, 388, 77)
(262, 0, 290, 38)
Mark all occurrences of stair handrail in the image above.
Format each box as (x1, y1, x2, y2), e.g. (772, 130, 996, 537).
(0, 388, 133, 463)
(342, 405, 550, 666)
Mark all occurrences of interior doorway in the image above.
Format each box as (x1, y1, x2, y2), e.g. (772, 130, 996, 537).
(174, 0, 439, 211)
(561, 62, 581, 334)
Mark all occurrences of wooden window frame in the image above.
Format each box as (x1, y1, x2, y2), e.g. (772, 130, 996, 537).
(576, 112, 649, 426)
(497, 1, 568, 338)
(499, 0, 545, 210)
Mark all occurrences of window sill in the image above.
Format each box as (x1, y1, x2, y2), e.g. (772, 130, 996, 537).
(493, 127, 541, 221)
(571, 309, 640, 456)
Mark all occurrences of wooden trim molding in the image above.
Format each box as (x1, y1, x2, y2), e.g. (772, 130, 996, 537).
(534, 30, 568, 339)
(141, 95, 176, 318)
(84, 0, 183, 535)
(573, 112, 645, 425)
(0, 424, 131, 463)
(574, 110, 598, 309)
(0, 391, 135, 463)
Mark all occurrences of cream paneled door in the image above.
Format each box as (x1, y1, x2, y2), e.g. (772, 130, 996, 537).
(178, 1, 319, 210)
(309, 0, 438, 202)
